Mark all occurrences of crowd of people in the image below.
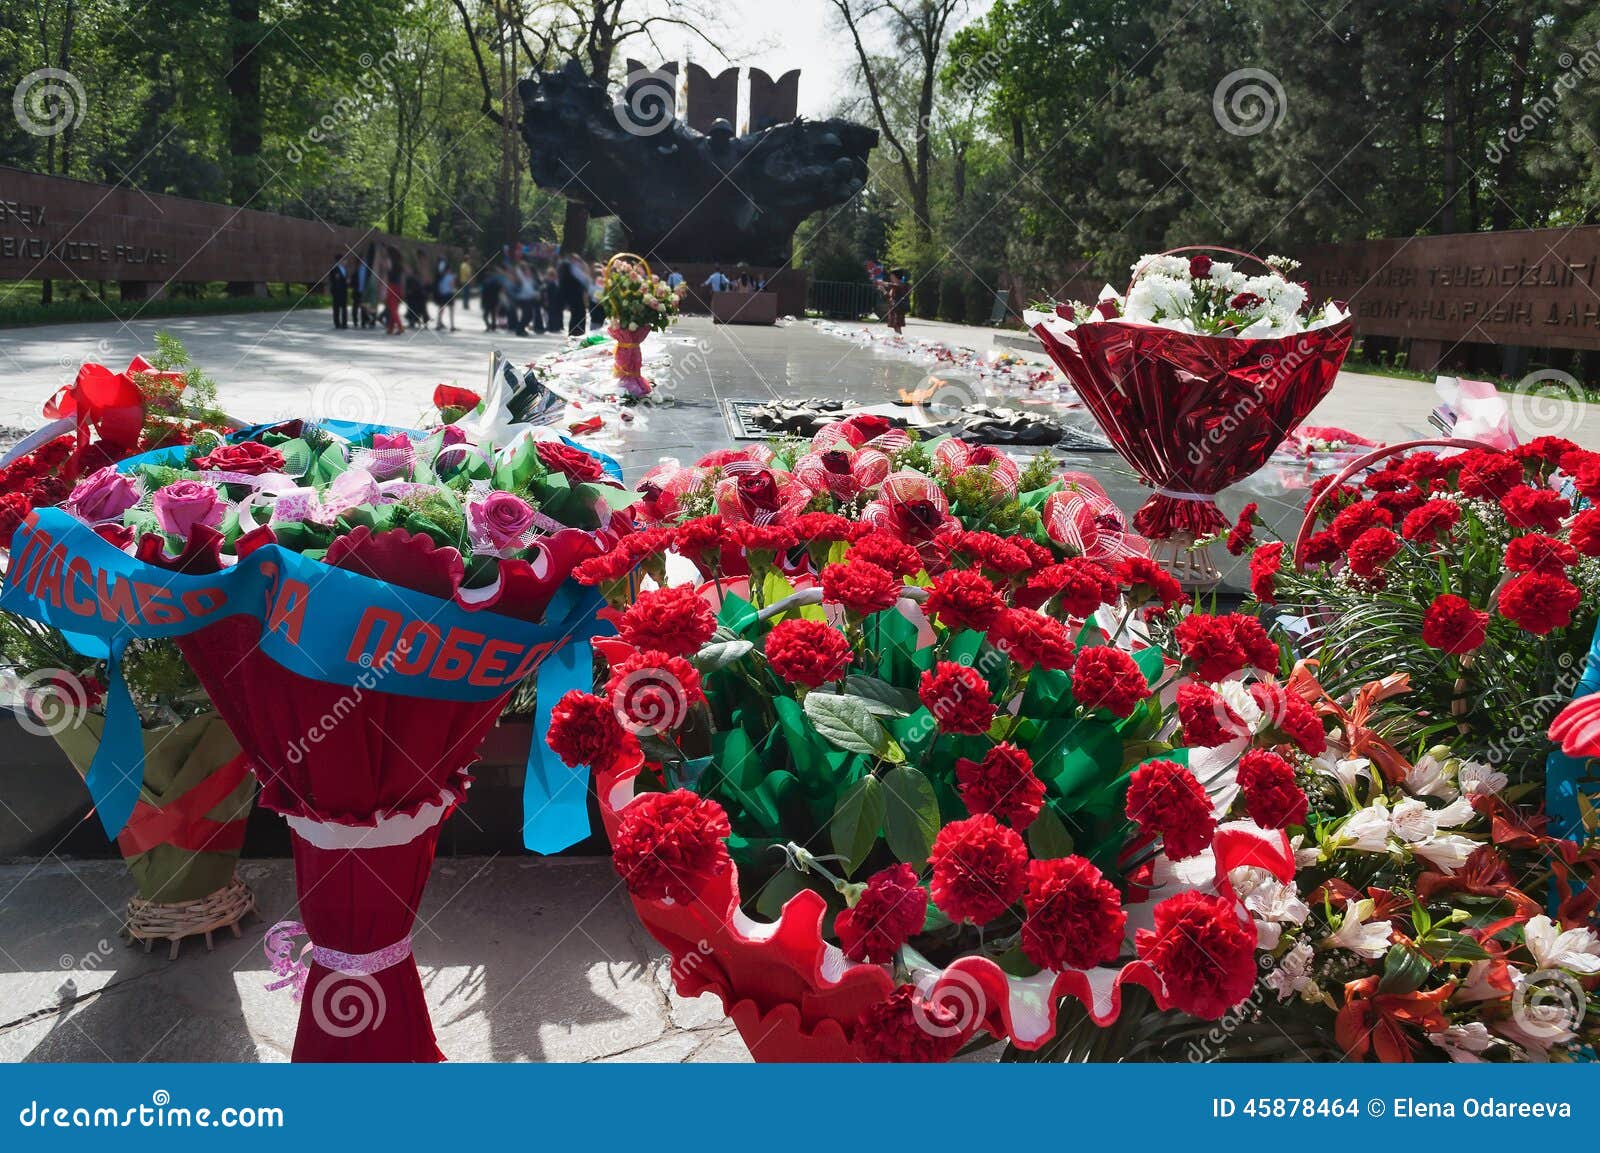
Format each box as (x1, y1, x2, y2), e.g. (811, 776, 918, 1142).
(325, 246, 615, 338)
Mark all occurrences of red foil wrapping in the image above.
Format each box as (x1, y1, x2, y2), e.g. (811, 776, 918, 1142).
(1032, 318, 1353, 539)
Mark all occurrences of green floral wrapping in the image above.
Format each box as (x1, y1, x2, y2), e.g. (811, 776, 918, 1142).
(52, 711, 255, 904)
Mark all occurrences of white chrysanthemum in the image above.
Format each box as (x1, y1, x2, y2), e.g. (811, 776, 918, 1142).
(1131, 253, 1189, 279)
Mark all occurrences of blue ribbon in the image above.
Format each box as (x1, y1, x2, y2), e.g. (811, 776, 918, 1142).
(3, 500, 609, 852)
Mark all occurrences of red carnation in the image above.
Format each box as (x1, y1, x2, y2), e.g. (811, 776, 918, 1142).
(1225, 502, 1258, 556)
(1176, 682, 1246, 748)
(1497, 572, 1581, 636)
(1420, 594, 1489, 655)
(848, 531, 925, 577)
(535, 440, 606, 483)
(953, 530, 1032, 575)
(1071, 645, 1149, 718)
(1400, 499, 1460, 543)
(924, 568, 1005, 633)
(1456, 450, 1522, 499)
(1346, 526, 1401, 582)
(918, 662, 996, 734)
(1125, 759, 1216, 860)
(821, 559, 901, 616)
(1329, 501, 1393, 549)
(854, 985, 966, 1062)
(1236, 749, 1308, 828)
(990, 608, 1076, 671)
(764, 618, 853, 687)
(928, 813, 1028, 924)
(617, 585, 717, 657)
(729, 520, 798, 555)
(673, 515, 724, 560)
(835, 863, 928, 963)
(1022, 855, 1126, 972)
(1249, 541, 1283, 604)
(1116, 555, 1185, 608)
(1024, 558, 1118, 616)
(546, 690, 627, 770)
(955, 742, 1047, 829)
(1500, 484, 1568, 532)
(573, 549, 638, 586)
(193, 440, 286, 476)
(1571, 509, 1600, 557)
(1136, 891, 1257, 1019)
(791, 510, 854, 546)
(611, 789, 731, 904)
(1298, 530, 1340, 566)
(605, 649, 705, 734)
(1250, 682, 1327, 756)
(1513, 435, 1580, 473)
(1504, 533, 1577, 575)
(1174, 613, 1279, 681)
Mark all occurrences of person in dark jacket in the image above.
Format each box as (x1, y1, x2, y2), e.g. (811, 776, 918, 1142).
(329, 254, 350, 329)
(558, 254, 588, 337)
(542, 267, 562, 334)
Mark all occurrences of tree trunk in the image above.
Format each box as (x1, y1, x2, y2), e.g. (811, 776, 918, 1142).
(227, 0, 264, 205)
(1439, 0, 1460, 233)
(1491, 9, 1530, 230)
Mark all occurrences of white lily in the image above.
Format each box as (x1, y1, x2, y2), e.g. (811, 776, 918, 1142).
(1412, 833, 1478, 873)
(1389, 798, 1438, 844)
(1524, 914, 1600, 974)
(1458, 761, 1507, 796)
(1314, 754, 1372, 794)
(1321, 898, 1393, 959)
(1264, 939, 1315, 1002)
(1331, 800, 1392, 853)
(1428, 1021, 1493, 1063)
(1404, 754, 1458, 800)
(1215, 680, 1264, 733)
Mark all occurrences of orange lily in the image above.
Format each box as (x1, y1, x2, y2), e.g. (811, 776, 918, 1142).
(1286, 659, 1414, 783)
(1334, 975, 1454, 1062)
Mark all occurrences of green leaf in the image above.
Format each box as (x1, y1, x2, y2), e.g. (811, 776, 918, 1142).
(882, 765, 940, 865)
(832, 774, 885, 873)
(842, 674, 920, 717)
(590, 483, 642, 510)
(1027, 804, 1076, 860)
(694, 638, 754, 673)
(716, 591, 758, 634)
(804, 692, 893, 758)
(1421, 929, 1491, 964)
(1377, 944, 1431, 995)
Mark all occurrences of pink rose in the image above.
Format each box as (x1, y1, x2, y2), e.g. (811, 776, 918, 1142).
(471, 490, 537, 549)
(366, 432, 415, 480)
(153, 480, 224, 538)
(65, 467, 139, 522)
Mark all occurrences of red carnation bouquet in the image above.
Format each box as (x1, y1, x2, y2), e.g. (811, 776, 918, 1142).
(1028, 248, 1353, 586)
(543, 522, 1376, 1061)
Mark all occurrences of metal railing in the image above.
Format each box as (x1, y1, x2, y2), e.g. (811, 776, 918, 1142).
(806, 279, 880, 320)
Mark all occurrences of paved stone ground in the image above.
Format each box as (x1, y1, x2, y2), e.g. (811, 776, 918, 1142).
(2, 304, 1596, 1063)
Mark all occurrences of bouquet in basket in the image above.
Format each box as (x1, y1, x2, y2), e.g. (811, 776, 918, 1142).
(1029, 249, 1354, 585)
(599, 254, 686, 400)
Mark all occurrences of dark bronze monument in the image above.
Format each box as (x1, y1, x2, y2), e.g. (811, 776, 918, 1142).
(517, 60, 877, 265)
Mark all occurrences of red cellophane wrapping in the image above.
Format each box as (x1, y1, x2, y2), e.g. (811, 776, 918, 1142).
(156, 526, 600, 1062)
(1032, 318, 1353, 539)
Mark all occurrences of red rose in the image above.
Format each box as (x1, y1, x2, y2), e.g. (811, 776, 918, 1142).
(193, 440, 287, 476)
(1176, 682, 1246, 748)
(1136, 891, 1257, 1019)
(546, 690, 627, 769)
(1346, 526, 1401, 582)
(1189, 254, 1213, 279)
(1023, 558, 1118, 616)
(1400, 499, 1460, 543)
(847, 531, 925, 577)
(618, 585, 718, 657)
(1094, 299, 1120, 319)
(1250, 682, 1327, 756)
(433, 384, 481, 418)
(1070, 645, 1149, 718)
(1500, 484, 1568, 532)
(735, 468, 780, 511)
(1021, 855, 1126, 972)
(605, 649, 705, 734)
(1455, 451, 1521, 499)
(611, 789, 731, 904)
(1225, 502, 1258, 556)
(1236, 749, 1308, 829)
(1571, 509, 1600, 557)
(1504, 533, 1577, 575)
(1497, 573, 1581, 636)
(1298, 530, 1341, 566)
(764, 618, 853, 687)
(923, 568, 1005, 633)
(990, 608, 1077, 671)
(928, 813, 1028, 924)
(1229, 291, 1264, 311)
(536, 440, 606, 483)
(821, 559, 901, 616)
(1174, 613, 1279, 681)
(1249, 541, 1284, 604)
(955, 742, 1047, 829)
(1329, 501, 1393, 548)
(1054, 302, 1077, 321)
(854, 985, 965, 1062)
(1125, 759, 1215, 860)
(1115, 555, 1185, 608)
(918, 661, 996, 734)
(835, 863, 927, 963)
